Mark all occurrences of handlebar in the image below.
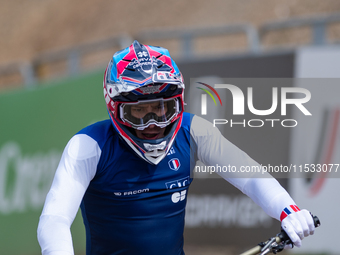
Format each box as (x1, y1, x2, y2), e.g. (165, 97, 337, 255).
(239, 215, 320, 255)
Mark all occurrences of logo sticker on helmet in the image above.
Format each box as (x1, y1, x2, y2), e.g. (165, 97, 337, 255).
(168, 158, 181, 171)
(137, 51, 149, 58)
(138, 85, 162, 94)
(153, 72, 179, 84)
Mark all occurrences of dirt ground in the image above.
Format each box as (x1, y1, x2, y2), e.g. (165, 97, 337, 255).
(2, 0, 340, 66)
(2, 0, 340, 91)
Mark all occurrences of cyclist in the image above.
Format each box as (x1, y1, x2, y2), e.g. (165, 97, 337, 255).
(37, 40, 315, 255)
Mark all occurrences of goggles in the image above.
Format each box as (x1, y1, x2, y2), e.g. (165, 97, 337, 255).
(120, 98, 180, 130)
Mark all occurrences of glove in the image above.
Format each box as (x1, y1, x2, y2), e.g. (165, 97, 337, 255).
(280, 205, 315, 248)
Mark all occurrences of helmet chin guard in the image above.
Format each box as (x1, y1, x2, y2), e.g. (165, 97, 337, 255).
(112, 116, 182, 165)
(104, 40, 185, 165)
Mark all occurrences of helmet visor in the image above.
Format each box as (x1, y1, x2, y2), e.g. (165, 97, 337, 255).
(120, 98, 180, 130)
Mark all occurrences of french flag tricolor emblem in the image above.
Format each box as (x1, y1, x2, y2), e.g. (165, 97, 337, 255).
(168, 158, 181, 171)
(280, 205, 300, 221)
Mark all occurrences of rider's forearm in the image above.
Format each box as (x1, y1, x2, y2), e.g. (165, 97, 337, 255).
(37, 181, 83, 255)
(37, 214, 74, 255)
(238, 177, 296, 221)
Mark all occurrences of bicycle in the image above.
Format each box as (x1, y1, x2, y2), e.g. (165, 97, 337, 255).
(240, 215, 321, 255)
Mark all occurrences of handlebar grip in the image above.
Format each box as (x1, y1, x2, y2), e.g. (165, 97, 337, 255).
(278, 215, 321, 243)
(313, 215, 321, 227)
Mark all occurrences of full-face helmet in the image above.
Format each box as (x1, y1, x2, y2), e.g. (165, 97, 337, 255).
(103, 40, 185, 165)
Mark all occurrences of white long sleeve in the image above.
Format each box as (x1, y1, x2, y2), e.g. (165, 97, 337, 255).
(190, 115, 295, 220)
(37, 134, 100, 255)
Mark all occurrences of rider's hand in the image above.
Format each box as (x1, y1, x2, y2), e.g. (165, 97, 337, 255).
(280, 205, 315, 248)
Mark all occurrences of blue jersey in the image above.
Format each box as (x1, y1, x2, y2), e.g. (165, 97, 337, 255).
(38, 112, 293, 255)
(78, 112, 197, 255)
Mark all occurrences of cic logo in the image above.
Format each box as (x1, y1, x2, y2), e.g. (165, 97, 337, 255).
(196, 82, 222, 115)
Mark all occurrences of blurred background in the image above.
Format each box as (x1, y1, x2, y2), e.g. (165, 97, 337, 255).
(1, 0, 340, 254)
